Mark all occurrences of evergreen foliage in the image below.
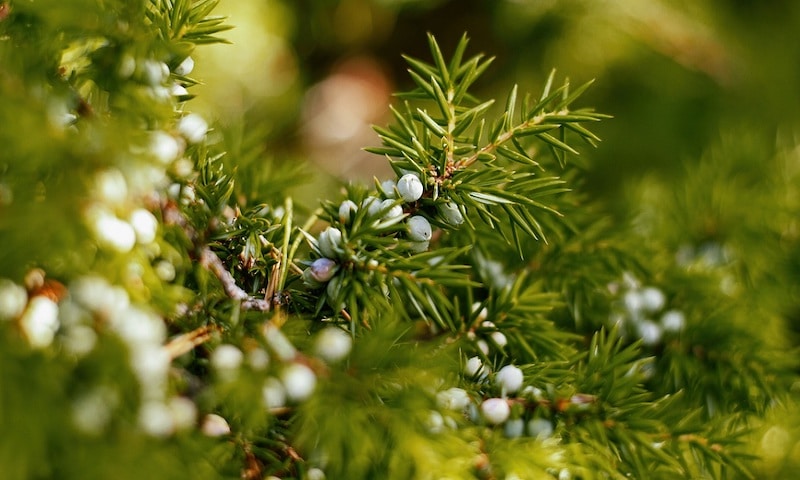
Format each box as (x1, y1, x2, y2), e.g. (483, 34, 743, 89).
(1, 1, 797, 479)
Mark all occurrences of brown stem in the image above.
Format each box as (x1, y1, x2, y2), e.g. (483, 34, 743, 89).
(164, 324, 219, 359)
(162, 200, 272, 312)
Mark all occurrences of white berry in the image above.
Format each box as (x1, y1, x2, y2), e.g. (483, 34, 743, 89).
(139, 401, 175, 437)
(464, 356, 483, 377)
(314, 327, 352, 363)
(247, 348, 270, 371)
(281, 363, 317, 402)
(407, 215, 432, 242)
(436, 387, 470, 411)
(173, 56, 194, 76)
(262, 377, 287, 409)
(170, 84, 188, 96)
(90, 209, 136, 253)
(201, 413, 231, 437)
(129, 208, 158, 244)
(637, 320, 663, 346)
(379, 199, 403, 221)
(211, 344, 244, 376)
(380, 179, 396, 198)
(0, 279, 27, 320)
(94, 168, 128, 205)
(149, 131, 182, 164)
(426, 410, 445, 434)
(481, 398, 510, 425)
(169, 396, 197, 432)
(307, 468, 326, 480)
(142, 60, 169, 86)
(640, 287, 666, 312)
(338, 200, 358, 223)
(496, 365, 524, 394)
(661, 309, 685, 332)
(472, 303, 488, 322)
(490, 331, 508, 348)
(177, 113, 208, 144)
(19, 296, 60, 348)
(396, 173, 423, 202)
(623, 289, 644, 314)
(362, 196, 382, 216)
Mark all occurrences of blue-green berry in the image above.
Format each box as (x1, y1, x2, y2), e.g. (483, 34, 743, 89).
(440, 201, 464, 226)
(318, 227, 342, 258)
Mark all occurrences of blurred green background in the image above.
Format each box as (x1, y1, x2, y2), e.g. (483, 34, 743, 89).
(191, 0, 800, 202)
(186, 1, 800, 476)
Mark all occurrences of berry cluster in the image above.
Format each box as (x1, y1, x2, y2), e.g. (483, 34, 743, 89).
(436, 356, 558, 441)
(607, 273, 686, 347)
(302, 169, 468, 313)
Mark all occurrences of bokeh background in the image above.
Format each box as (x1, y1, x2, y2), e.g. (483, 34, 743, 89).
(191, 0, 800, 200)
(188, 1, 800, 475)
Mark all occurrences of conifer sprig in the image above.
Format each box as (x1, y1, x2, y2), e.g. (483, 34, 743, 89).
(367, 33, 609, 254)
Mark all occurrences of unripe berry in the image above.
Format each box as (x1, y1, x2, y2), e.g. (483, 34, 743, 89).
(436, 387, 470, 411)
(362, 196, 381, 217)
(495, 365, 524, 394)
(307, 468, 326, 480)
(91, 210, 136, 253)
(314, 327, 352, 363)
(149, 131, 182, 165)
(623, 289, 644, 314)
(177, 113, 208, 144)
(142, 60, 169, 86)
(380, 179, 396, 198)
(527, 418, 554, 439)
(464, 356, 483, 377)
(262, 377, 287, 409)
(407, 215, 432, 242)
(409, 240, 429, 253)
(317, 227, 343, 258)
(472, 302, 488, 322)
(139, 401, 175, 437)
(338, 200, 358, 223)
(440, 201, 464, 226)
(19, 296, 59, 348)
(504, 418, 525, 438)
(660, 309, 685, 332)
(637, 320, 663, 346)
(247, 348, 270, 371)
(481, 398, 510, 425)
(325, 274, 344, 311)
(379, 199, 403, 221)
(640, 287, 666, 312)
(168, 396, 197, 432)
(426, 410, 445, 433)
(129, 208, 158, 244)
(490, 331, 508, 348)
(211, 344, 244, 378)
(281, 363, 317, 402)
(0, 279, 27, 320)
(201, 413, 231, 437)
(396, 173, 423, 202)
(173, 56, 194, 76)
